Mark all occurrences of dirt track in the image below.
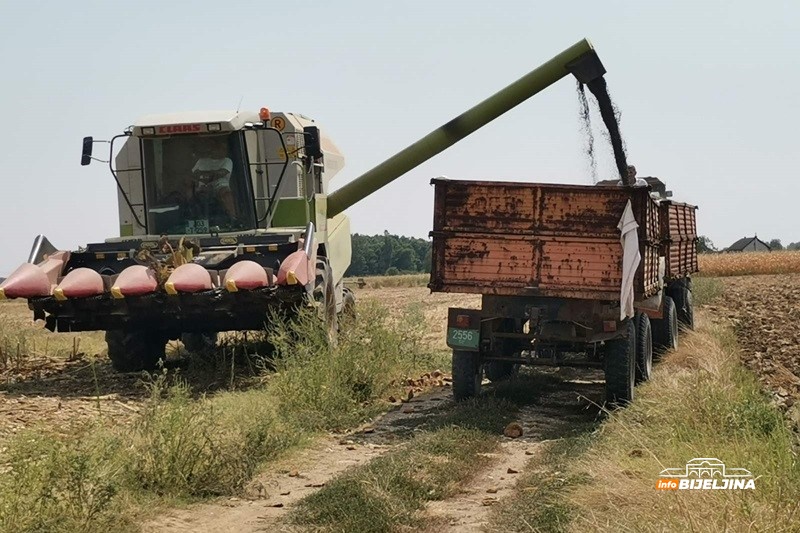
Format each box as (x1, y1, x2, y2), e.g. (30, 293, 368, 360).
(144, 368, 603, 533)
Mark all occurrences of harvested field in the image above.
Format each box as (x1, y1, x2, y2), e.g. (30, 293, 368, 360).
(708, 273, 800, 414)
(698, 250, 800, 277)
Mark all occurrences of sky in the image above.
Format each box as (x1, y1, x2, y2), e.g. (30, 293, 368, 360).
(1, 0, 798, 275)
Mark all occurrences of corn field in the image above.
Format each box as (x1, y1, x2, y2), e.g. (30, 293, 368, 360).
(698, 250, 800, 277)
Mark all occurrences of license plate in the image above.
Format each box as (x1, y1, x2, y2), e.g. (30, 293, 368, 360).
(447, 327, 479, 350)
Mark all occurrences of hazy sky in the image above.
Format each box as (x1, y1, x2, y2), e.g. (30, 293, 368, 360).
(1, 0, 797, 275)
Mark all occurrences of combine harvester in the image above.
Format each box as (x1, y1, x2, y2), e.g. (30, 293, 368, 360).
(1, 39, 696, 406)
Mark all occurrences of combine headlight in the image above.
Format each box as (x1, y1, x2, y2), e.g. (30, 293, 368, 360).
(141, 127, 156, 135)
(207, 123, 222, 132)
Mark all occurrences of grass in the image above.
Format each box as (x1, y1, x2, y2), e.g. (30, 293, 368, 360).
(691, 276, 724, 305)
(293, 426, 497, 533)
(488, 314, 800, 532)
(698, 250, 800, 277)
(0, 301, 439, 533)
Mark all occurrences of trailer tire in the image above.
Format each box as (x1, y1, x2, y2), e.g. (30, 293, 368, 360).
(452, 350, 482, 401)
(634, 312, 653, 383)
(181, 333, 218, 359)
(604, 319, 636, 406)
(673, 287, 694, 330)
(106, 330, 166, 373)
(652, 296, 678, 357)
(485, 360, 517, 382)
(314, 258, 338, 340)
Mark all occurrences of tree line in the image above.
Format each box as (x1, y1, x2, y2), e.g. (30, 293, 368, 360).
(347, 232, 432, 277)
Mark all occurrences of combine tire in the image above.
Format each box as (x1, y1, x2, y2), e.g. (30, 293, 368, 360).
(652, 296, 678, 357)
(603, 319, 636, 406)
(452, 350, 482, 401)
(181, 333, 218, 359)
(485, 360, 517, 382)
(106, 330, 167, 372)
(634, 312, 653, 383)
(340, 287, 356, 323)
(314, 258, 338, 339)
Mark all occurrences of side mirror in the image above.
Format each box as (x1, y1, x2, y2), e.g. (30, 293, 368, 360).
(303, 126, 323, 160)
(81, 136, 94, 166)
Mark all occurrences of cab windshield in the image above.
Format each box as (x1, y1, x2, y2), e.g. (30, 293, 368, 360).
(141, 133, 255, 234)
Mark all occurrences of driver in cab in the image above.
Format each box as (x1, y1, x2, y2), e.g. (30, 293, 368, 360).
(191, 137, 236, 219)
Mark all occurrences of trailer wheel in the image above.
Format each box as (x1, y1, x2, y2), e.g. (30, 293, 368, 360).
(652, 295, 678, 357)
(181, 333, 218, 359)
(314, 258, 338, 340)
(634, 312, 653, 383)
(452, 350, 482, 401)
(603, 319, 635, 406)
(106, 330, 166, 372)
(485, 360, 517, 382)
(673, 287, 694, 330)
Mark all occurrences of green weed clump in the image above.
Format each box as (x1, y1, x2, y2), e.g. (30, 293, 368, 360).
(269, 300, 430, 431)
(0, 299, 435, 532)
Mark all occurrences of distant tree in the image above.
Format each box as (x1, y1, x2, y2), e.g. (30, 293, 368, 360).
(768, 239, 784, 251)
(788, 242, 800, 251)
(346, 232, 432, 276)
(697, 235, 717, 253)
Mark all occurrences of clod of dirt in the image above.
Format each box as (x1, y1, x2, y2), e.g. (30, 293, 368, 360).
(503, 422, 524, 439)
(524, 450, 534, 456)
(629, 448, 644, 458)
(269, 503, 284, 508)
(401, 406, 415, 414)
(482, 498, 499, 506)
(279, 491, 291, 496)
(346, 446, 357, 451)
(486, 487, 499, 494)
(363, 426, 375, 434)
(507, 468, 519, 474)
(388, 396, 397, 403)
(304, 482, 326, 488)
(287, 470, 299, 478)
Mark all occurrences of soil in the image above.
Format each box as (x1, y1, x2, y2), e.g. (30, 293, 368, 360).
(707, 274, 800, 410)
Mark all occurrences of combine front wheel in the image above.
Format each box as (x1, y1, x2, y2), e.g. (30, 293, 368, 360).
(181, 332, 218, 360)
(314, 259, 338, 340)
(106, 330, 167, 372)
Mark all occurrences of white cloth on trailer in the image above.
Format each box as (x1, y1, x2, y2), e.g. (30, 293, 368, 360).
(618, 199, 641, 320)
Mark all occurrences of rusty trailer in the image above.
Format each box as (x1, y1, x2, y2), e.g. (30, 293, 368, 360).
(429, 178, 698, 405)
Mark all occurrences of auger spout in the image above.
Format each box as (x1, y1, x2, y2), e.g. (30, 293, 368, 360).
(326, 38, 606, 217)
